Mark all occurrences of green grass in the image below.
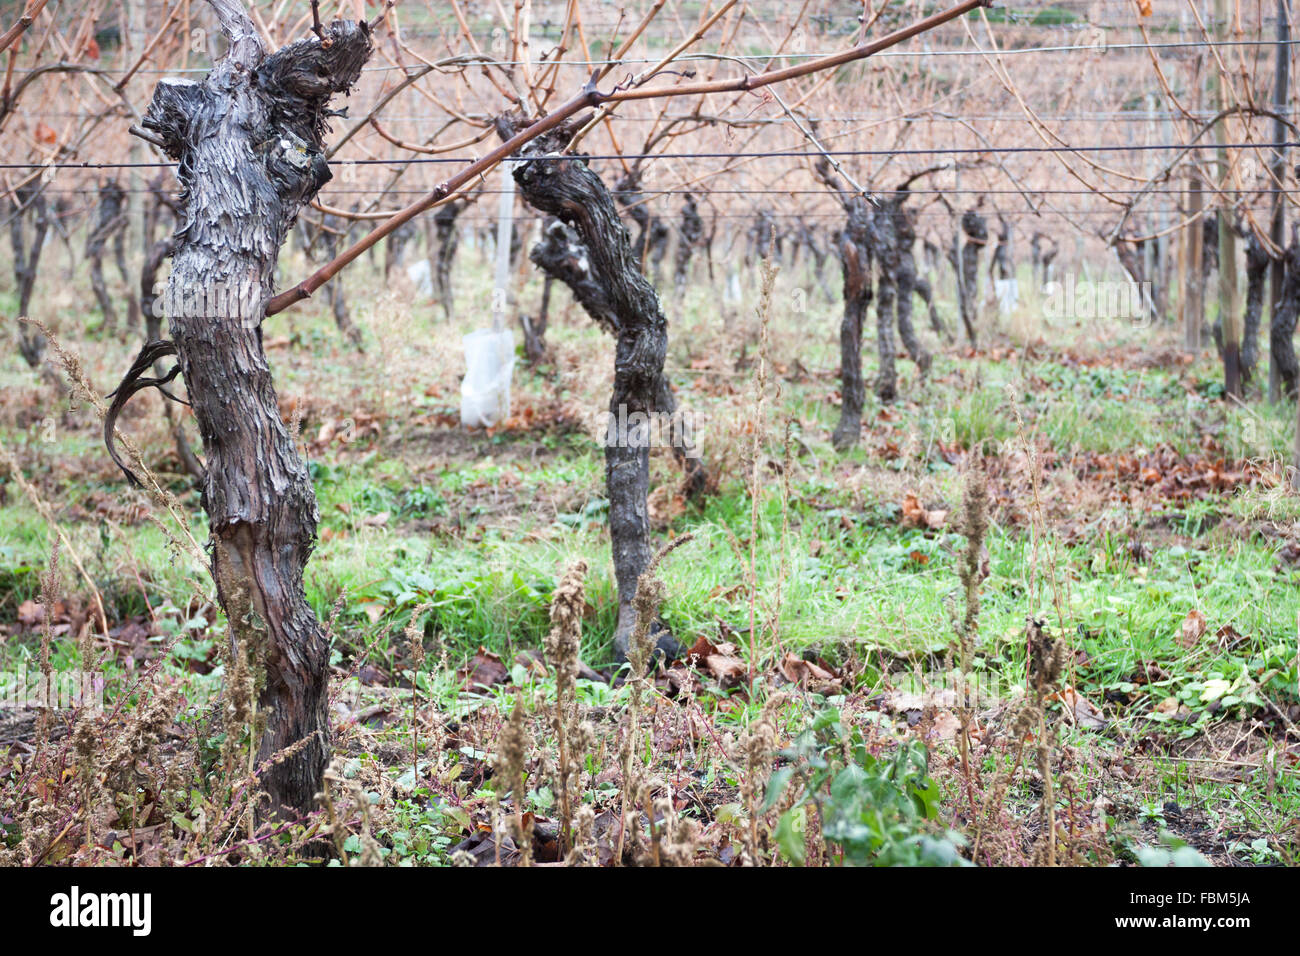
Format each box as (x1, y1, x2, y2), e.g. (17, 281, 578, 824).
(2, 243, 1298, 865)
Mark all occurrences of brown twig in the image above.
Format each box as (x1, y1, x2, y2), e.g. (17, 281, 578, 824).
(264, 0, 992, 316)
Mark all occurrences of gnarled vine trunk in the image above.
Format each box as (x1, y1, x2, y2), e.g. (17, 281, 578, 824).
(871, 202, 899, 403)
(9, 180, 50, 368)
(121, 1, 373, 821)
(831, 198, 873, 450)
(1113, 238, 1158, 327)
(429, 200, 463, 320)
(673, 194, 703, 297)
(989, 216, 1013, 280)
(1241, 230, 1269, 383)
(913, 274, 946, 340)
(1270, 229, 1300, 400)
(86, 180, 138, 337)
(887, 197, 931, 378)
(383, 221, 417, 280)
(503, 115, 699, 661)
(957, 206, 986, 344)
(1039, 235, 1059, 288)
(139, 229, 205, 483)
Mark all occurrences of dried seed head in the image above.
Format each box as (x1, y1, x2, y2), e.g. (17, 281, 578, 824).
(544, 560, 587, 694)
(629, 574, 667, 676)
(405, 602, 431, 673)
(495, 697, 531, 799)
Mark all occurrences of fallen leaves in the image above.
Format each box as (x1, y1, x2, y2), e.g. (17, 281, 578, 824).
(1153, 696, 1191, 720)
(17, 599, 65, 631)
(1067, 443, 1265, 506)
(900, 492, 947, 530)
(1178, 609, 1207, 649)
(927, 710, 964, 741)
(682, 633, 746, 690)
(311, 412, 382, 453)
(1054, 686, 1108, 731)
(459, 648, 510, 692)
(1213, 624, 1246, 651)
(777, 653, 843, 695)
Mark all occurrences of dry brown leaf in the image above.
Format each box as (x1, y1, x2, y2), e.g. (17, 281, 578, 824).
(683, 634, 745, 687)
(513, 650, 549, 679)
(1214, 623, 1246, 649)
(705, 653, 746, 686)
(900, 492, 947, 530)
(1178, 609, 1207, 649)
(459, 648, 510, 692)
(929, 710, 963, 740)
(778, 653, 843, 695)
(359, 602, 387, 625)
(706, 583, 743, 603)
(1055, 686, 1108, 730)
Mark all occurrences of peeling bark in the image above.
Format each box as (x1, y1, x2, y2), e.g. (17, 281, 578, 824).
(120, 2, 374, 821)
(503, 115, 701, 662)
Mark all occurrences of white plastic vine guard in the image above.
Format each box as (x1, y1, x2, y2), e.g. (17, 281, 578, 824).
(406, 259, 433, 297)
(460, 328, 515, 428)
(994, 278, 1020, 316)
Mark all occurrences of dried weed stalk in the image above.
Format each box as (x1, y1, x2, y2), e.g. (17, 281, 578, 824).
(544, 559, 588, 855)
